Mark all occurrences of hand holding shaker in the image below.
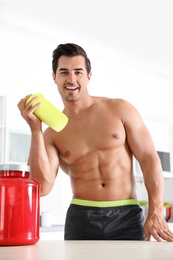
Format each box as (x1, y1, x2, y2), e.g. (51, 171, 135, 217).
(26, 93, 68, 132)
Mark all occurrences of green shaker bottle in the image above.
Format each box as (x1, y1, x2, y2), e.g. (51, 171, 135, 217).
(26, 93, 68, 132)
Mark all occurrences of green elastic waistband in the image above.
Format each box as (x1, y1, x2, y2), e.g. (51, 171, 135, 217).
(71, 199, 139, 207)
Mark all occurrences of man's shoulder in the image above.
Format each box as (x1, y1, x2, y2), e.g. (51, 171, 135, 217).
(94, 96, 130, 106)
(92, 95, 126, 102)
(91, 96, 135, 114)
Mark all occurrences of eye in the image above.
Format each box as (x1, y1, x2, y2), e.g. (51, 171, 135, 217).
(60, 71, 68, 75)
(75, 71, 82, 75)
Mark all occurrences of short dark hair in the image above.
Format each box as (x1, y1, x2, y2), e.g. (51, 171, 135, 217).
(52, 43, 91, 75)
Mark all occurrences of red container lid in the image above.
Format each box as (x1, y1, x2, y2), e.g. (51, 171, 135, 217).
(0, 164, 30, 178)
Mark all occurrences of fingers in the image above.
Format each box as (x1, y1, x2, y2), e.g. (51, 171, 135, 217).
(144, 222, 173, 242)
(17, 94, 41, 115)
(25, 96, 41, 113)
(17, 94, 42, 130)
(18, 94, 36, 109)
(158, 227, 173, 242)
(148, 227, 163, 242)
(17, 94, 32, 107)
(144, 230, 151, 241)
(17, 94, 31, 114)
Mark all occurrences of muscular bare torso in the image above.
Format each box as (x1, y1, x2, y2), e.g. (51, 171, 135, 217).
(46, 97, 136, 201)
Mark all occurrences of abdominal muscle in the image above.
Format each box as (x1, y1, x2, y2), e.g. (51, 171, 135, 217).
(61, 148, 137, 201)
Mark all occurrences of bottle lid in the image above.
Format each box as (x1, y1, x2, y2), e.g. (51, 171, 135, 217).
(0, 164, 30, 172)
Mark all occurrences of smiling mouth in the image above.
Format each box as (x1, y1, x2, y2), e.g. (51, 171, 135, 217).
(65, 85, 79, 91)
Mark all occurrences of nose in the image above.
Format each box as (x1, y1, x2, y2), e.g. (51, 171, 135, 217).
(67, 73, 76, 84)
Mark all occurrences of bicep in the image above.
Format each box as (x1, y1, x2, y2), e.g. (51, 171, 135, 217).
(122, 102, 156, 163)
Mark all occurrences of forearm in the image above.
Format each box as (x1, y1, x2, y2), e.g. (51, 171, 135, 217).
(141, 159, 173, 242)
(141, 159, 164, 215)
(28, 130, 54, 195)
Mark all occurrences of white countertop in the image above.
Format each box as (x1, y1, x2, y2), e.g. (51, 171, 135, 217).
(0, 240, 173, 260)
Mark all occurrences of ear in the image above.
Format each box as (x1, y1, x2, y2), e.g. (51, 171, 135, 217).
(87, 71, 92, 81)
(52, 72, 56, 83)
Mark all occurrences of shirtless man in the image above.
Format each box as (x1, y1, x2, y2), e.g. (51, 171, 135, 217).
(18, 43, 173, 241)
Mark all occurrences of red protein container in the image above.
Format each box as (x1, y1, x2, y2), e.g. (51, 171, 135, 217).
(0, 164, 40, 246)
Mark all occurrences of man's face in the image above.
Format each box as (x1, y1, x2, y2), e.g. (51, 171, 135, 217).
(53, 55, 91, 102)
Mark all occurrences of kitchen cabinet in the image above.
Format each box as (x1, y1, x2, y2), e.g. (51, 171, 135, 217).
(0, 95, 31, 164)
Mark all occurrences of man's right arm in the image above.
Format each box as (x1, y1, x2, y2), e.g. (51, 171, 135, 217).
(17, 95, 59, 196)
(28, 129, 59, 196)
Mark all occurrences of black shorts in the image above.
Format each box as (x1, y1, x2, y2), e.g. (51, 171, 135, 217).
(64, 199, 145, 240)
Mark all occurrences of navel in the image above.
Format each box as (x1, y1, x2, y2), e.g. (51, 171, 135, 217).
(65, 150, 70, 157)
(101, 183, 105, 187)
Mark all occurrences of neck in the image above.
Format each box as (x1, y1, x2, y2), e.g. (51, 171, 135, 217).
(62, 95, 94, 117)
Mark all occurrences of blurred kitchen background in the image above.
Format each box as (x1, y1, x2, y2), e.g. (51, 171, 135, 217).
(0, 0, 173, 228)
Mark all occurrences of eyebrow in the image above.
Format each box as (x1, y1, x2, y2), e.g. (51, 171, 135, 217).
(58, 68, 84, 71)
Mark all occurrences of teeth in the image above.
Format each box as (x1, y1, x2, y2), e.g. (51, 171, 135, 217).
(66, 87, 77, 90)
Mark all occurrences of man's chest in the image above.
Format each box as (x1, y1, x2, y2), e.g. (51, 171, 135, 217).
(54, 114, 126, 162)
